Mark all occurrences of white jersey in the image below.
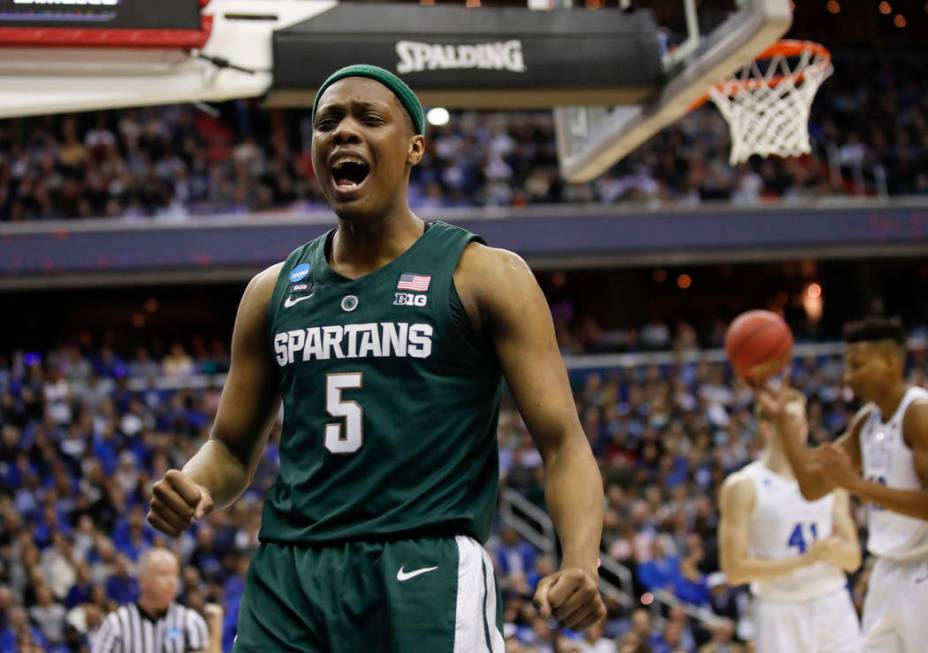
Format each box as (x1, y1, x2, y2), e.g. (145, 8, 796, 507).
(859, 386, 928, 560)
(741, 461, 848, 602)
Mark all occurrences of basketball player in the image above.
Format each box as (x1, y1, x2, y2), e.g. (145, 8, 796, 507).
(147, 65, 606, 652)
(754, 318, 928, 652)
(719, 390, 862, 652)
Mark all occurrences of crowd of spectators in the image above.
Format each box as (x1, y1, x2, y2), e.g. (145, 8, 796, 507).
(3, 323, 927, 653)
(0, 51, 925, 221)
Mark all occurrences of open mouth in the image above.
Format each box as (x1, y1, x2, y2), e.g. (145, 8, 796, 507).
(332, 158, 370, 192)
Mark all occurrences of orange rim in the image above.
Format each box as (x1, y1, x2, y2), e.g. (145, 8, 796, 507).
(757, 39, 830, 62)
(689, 40, 831, 109)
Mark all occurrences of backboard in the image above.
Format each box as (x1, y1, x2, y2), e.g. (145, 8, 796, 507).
(0, 1, 334, 119)
(554, 0, 793, 182)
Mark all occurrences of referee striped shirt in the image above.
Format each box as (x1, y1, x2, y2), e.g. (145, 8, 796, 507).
(92, 602, 209, 653)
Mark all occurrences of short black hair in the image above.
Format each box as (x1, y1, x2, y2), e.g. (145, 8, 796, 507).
(842, 317, 905, 346)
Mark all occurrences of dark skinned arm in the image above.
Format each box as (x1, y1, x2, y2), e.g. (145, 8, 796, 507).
(754, 384, 865, 501)
(455, 243, 606, 631)
(819, 400, 928, 520)
(147, 263, 283, 535)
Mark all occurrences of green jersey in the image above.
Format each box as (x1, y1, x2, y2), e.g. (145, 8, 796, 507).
(261, 221, 502, 545)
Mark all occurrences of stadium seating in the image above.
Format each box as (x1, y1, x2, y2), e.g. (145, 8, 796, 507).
(3, 326, 925, 652)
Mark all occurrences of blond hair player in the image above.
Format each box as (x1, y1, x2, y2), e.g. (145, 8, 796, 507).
(720, 390, 862, 652)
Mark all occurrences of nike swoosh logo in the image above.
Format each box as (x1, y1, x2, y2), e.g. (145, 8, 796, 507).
(396, 565, 439, 582)
(284, 294, 314, 308)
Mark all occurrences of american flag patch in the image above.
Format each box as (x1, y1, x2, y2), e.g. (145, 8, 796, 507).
(397, 273, 431, 292)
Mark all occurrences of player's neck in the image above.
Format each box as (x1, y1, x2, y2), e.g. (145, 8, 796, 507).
(330, 209, 424, 278)
(762, 446, 795, 479)
(872, 381, 908, 422)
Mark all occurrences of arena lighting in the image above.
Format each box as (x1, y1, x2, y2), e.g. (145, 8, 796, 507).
(826, 0, 840, 13)
(677, 273, 692, 289)
(426, 107, 450, 126)
(879, 1, 892, 15)
(894, 13, 907, 26)
(803, 284, 823, 322)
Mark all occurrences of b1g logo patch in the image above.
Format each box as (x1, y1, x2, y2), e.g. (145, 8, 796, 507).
(394, 292, 427, 307)
(289, 281, 313, 294)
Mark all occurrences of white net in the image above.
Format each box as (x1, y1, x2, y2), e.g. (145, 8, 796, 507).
(709, 41, 833, 165)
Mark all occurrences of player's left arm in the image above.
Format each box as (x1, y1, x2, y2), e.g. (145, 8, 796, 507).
(810, 490, 861, 573)
(820, 400, 928, 520)
(455, 243, 606, 631)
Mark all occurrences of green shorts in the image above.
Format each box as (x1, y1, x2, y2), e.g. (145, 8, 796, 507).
(232, 535, 504, 652)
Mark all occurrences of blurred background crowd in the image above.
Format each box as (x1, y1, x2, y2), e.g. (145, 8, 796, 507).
(0, 51, 925, 221)
(2, 320, 926, 652)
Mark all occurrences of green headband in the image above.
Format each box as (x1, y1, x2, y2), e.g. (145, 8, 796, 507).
(312, 64, 425, 135)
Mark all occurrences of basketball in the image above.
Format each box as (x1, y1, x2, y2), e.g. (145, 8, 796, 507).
(725, 310, 794, 381)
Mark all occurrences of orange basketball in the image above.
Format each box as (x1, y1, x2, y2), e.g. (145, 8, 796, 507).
(724, 310, 794, 380)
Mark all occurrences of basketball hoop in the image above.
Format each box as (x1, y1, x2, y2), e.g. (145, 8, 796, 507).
(708, 40, 833, 165)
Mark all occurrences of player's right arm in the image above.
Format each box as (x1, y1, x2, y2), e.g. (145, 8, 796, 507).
(754, 385, 865, 502)
(718, 473, 820, 585)
(806, 489, 861, 573)
(147, 263, 283, 536)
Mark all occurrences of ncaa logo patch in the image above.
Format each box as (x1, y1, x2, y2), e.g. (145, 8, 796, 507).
(289, 263, 311, 283)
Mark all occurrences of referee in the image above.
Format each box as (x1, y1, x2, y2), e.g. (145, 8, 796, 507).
(92, 548, 221, 653)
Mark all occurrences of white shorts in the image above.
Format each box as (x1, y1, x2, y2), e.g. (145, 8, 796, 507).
(755, 589, 861, 653)
(862, 556, 928, 653)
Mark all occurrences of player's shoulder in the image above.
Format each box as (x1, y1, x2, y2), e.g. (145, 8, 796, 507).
(457, 241, 530, 279)
(722, 468, 755, 491)
(455, 244, 540, 329)
(903, 390, 928, 443)
(251, 261, 286, 292)
(848, 402, 876, 434)
(456, 243, 539, 306)
(720, 467, 757, 504)
(241, 261, 286, 309)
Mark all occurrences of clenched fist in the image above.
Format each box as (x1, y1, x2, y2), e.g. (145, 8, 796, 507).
(147, 469, 214, 536)
(532, 566, 606, 631)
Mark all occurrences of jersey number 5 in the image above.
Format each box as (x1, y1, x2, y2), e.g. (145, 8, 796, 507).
(325, 373, 363, 453)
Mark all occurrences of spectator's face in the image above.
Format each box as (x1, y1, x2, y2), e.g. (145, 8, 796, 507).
(8, 605, 27, 628)
(711, 620, 735, 643)
(36, 585, 53, 606)
(631, 608, 650, 634)
(664, 621, 683, 644)
(0, 586, 11, 610)
(85, 604, 102, 627)
(139, 552, 180, 612)
(311, 77, 424, 221)
(115, 554, 132, 575)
